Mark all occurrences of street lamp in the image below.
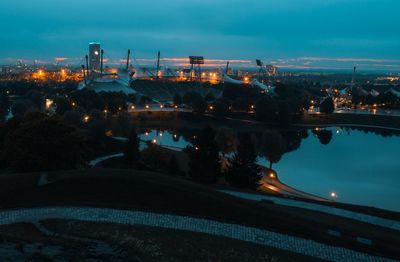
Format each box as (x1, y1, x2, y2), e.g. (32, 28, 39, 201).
(330, 192, 338, 199)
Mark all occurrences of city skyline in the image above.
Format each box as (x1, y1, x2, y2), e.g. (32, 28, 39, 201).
(1, 0, 400, 71)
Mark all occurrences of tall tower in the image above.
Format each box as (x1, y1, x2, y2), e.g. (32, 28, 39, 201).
(89, 42, 101, 71)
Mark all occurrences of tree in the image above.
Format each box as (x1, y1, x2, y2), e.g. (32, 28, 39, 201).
(215, 127, 237, 155)
(11, 100, 35, 116)
(1, 113, 89, 172)
(87, 109, 107, 139)
(261, 130, 286, 169)
(173, 94, 182, 106)
(63, 109, 84, 127)
(255, 96, 279, 122)
(319, 97, 335, 114)
(124, 129, 140, 166)
(205, 92, 215, 102)
(232, 97, 249, 111)
(25, 90, 44, 110)
(55, 97, 72, 115)
(226, 133, 261, 189)
(213, 98, 230, 117)
(168, 154, 181, 175)
(0, 93, 10, 123)
(186, 125, 220, 183)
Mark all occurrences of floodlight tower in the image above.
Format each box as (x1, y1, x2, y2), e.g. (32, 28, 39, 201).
(351, 66, 356, 89)
(156, 51, 161, 80)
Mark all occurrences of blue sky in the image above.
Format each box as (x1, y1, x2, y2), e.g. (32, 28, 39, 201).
(1, 0, 399, 71)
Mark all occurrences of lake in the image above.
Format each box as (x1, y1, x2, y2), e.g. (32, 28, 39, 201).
(260, 127, 400, 212)
(139, 127, 400, 212)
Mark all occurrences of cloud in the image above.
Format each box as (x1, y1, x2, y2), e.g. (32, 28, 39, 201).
(0, 0, 399, 70)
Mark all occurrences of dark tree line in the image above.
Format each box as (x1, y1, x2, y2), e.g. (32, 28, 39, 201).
(0, 113, 90, 172)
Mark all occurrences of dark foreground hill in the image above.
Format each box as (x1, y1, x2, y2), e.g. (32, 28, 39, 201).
(0, 168, 398, 260)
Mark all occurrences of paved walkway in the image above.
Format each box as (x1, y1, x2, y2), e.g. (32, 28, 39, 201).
(259, 168, 330, 202)
(0, 207, 395, 262)
(219, 190, 400, 232)
(89, 153, 124, 167)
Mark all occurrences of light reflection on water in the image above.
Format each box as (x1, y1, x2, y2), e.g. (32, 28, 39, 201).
(139, 128, 400, 212)
(139, 130, 190, 150)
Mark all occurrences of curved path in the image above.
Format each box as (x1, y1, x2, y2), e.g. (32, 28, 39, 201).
(218, 114, 400, 132)
(0, 207, 395, 262)
(220, 190, 400, 232)
(292, 123, 400, 132)
(89, 153, 124, 167)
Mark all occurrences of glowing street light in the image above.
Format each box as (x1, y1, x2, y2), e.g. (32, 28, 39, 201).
(45, 99, 54, 109)
(83, 115, 90, 123)
(269, 172, 276, 179)
(145, 105, 150, 109)
(152, 139, 157, 144)
(330, 192, 338, 199)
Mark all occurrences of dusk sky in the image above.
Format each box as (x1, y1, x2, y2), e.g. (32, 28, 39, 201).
(1, 0, 400, 71)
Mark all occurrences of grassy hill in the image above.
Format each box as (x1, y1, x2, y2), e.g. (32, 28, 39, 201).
(0, 168, 398, 259)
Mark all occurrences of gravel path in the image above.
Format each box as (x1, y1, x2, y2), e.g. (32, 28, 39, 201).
(0, 207, 396, 262)
(220, 190, 400, 232)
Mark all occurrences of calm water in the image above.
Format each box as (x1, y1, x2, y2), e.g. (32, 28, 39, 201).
(262, 128, 400, 212)
(139, 130, 191, 150)
(139, 128, 400, 212)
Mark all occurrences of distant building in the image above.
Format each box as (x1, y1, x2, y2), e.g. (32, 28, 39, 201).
(89, 42, 101, 71)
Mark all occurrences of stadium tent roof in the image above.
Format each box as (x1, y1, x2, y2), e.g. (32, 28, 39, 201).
(386, 88, 400, 97)
(251, 79, 275, 93)
(79, 73, 136, 94)
(223, 74, 244, 85)
(370, 89, 380, 97)
(339, 88, 349, 96)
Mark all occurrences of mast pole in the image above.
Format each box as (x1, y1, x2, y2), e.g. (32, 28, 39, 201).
(100, 49, 104, 74)
(225, 61, 230, 74)
(351, 66, 356, 89)
(85, 55, 89, 79)
(82, 64, 87, 86)
(156, 51, 160, 80)
(126, 49, 131, 71)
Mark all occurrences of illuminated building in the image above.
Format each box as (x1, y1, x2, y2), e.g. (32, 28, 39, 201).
(89, 42, 101, 71)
